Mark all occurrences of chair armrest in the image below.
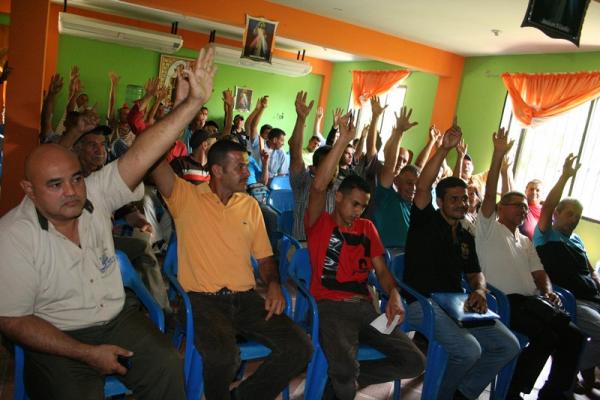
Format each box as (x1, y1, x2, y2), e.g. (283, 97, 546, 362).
(396, 281, 435, 340)
(487, 284, 511, 326)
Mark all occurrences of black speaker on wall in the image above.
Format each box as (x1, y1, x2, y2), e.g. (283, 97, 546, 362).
(522, 0, 592, 46)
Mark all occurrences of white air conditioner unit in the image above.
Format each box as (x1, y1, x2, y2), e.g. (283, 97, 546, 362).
(58, 12, 183, 54)
(212, 44, 312, 77)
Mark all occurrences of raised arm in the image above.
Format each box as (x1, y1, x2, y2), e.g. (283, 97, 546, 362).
(259, 150, 270, 185)
(66, 66, 81, 113)
(481, 128, 513, 218)
(58, 109, 99, 149)
(306, 112, 354, 227)
(538, 154, 580, 233)
(137, 77, 159, 114)
(414, 124, 462, 209)
(249, 96, 268, 140)
(107, 71, 119, 124)
(314, 105, 324, 140)
(366, 96, 387, 161)
(380, 107, 418, 188)
(354, 124, 369, 163)
(452, 139, 467, 178)
(415, 125, 442, 170)
(500, 156, 514, 195)
(288, 91, 314, 174)
(221, 89, 234, 138)
(146, 85, 168, 126)
(40, 74, 63, 141)
(121, 46, 216, 193)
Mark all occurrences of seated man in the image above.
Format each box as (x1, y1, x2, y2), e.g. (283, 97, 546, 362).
(302, 134, 321, 166)
(170, 129, 216, 184)
(0, 43, 221, 400)
(288, 91, 341, 241)
(305, 110, 425, 400)
(519, 179, 542, 239)
(475, 132, 585, 400)
(264, 127, 288, 180)
(371, 109, 419, 252)
(404, 123, 520, 400)
(152, 138, 312, 399)
(534, 154, 600, 393)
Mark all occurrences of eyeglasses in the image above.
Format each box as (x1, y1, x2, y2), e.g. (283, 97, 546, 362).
(502, 203, 529, 212)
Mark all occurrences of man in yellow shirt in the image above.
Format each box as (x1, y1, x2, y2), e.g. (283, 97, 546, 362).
(152, 139, 312, 399)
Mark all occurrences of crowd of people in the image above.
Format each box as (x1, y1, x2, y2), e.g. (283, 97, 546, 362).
(0, 43, 599, 400)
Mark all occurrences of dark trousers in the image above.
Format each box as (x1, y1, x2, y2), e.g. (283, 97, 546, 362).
(24, 294, 185, 400)
(507, 294, 586, 395)
(318, 299, 426, 400)
(189, 290, 313, 400)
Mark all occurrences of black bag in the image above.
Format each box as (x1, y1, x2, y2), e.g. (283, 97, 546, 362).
(508, 294, 571, 337)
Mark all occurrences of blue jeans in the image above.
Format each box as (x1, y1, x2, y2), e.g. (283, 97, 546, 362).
(407, 301, 520, 400)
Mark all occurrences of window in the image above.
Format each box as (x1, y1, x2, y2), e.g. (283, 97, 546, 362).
(348, 85, 407, 159)
(500, 95, 600, 221)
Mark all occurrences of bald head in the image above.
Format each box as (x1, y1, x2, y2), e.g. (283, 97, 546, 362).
(21, 144, 87, 224)
(24, 144, 80, 181)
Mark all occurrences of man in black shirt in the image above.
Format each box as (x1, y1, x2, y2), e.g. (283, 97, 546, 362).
(404, 123, 519, 400)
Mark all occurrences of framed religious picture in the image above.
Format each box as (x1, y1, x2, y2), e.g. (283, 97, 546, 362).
(241, 15, 278, 63)
(234, 86, 253, 112)
(158, 54, 195, 106)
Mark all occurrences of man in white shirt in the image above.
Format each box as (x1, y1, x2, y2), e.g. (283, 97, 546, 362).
(475, 128, 586, 400)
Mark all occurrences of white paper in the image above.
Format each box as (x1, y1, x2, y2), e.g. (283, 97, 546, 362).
(370, 313, 400, 335)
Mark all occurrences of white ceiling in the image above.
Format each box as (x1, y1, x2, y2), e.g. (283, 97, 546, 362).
(56, 0, 600, 60)
(269, 0, 600, 56)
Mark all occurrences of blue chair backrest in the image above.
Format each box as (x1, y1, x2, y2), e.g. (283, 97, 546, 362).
(269, 175, 292, 191)
(389, 253, 406, 282)
(277, 233, 302, 284)
(268, 190, 294, 213)
(116, 250, 165, 332)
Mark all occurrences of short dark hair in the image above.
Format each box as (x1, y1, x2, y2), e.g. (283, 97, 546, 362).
(268, 128, 285, 141)
(207, 139, 247, 172)
(309, 135, 320, 142)
(260, 124, 272, 135)
(435, 176, 467, 199)
(312, 145, 332, 167)
(500, 191, 526, 205)
(399, 164, 420, 177)
(205, 120, 219, 130)
(338, 174, 371, 195)
(234, 114, 244, 122)
(189, 129, 210, 150)
(200, 106, 208, 112)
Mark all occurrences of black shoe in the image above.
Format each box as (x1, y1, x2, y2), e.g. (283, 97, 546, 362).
(452, 390, 469, 400)
(537, 385, 575, 400)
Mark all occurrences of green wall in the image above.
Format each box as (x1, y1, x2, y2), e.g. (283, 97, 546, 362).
(456, 51, 600, 265)
(324, 60, 439, 155)
(55, 35, 322, 148)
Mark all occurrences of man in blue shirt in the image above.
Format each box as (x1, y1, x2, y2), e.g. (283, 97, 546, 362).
(534, 153, 600, 394)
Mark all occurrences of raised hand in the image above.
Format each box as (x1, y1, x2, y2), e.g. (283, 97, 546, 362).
(222, 89, 234, 108)
(338, 111, 356, 143)
(144, 76, 160, 97)
(76, 109, 99, 133)
(108, 71, 120, 87)
(370, 95, 388, 116)
(295, 91, 314, 119)
(441, 124, 462, 150)
(456, 139, 468, 158)
(501, 155, 512, 173)
(332, 107, 344, 128)
(393, 106, 418, 134)
(492, 127, 514, 155)
(260, 149, 270, 164)
(258, 95, 269, 110)
(429, 125, 442, 143)
(182, 46, 217, 105)
(316, 106, 324, 119)
(69, 65, 79, 82)
(48, 74, 63, 96)
(562, 153, 581, 178)
(361, 123, 370, 138)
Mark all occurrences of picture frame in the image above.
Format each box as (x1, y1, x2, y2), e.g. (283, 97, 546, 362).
(158, 54, 195, 106)
(241, 15, 278, 63)
(234, 86, 253, 112)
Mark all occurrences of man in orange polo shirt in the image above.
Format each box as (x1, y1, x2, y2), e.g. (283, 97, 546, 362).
(152, 139, 312, 400)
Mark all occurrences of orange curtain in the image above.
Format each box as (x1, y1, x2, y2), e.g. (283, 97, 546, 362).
(501, 71, 600, 126)
(351, 70, 410, 107)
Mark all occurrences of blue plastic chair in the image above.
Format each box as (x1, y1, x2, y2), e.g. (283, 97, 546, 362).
(269, 175, 292, 191)
(378, 253, 449, 400)
(287, 248, 404, 400)
(268, 189, 294, 213)
(13, 251, 165, 400)
(161, 234, 291, 400)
